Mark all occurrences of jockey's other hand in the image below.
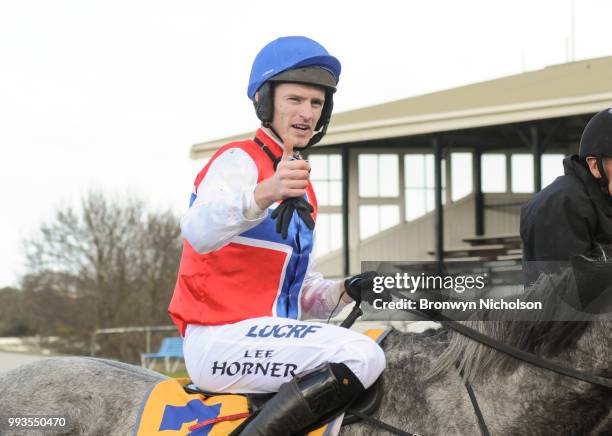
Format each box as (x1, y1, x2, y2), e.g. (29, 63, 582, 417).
(345, 271, 390, 305)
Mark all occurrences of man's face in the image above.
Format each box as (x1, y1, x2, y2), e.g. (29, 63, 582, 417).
(269, 83, 325, 149)
(586, 156, 612, 194)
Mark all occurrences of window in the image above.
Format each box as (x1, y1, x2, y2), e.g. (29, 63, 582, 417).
(358, 154, 399, 197)
(451, 152, 473, 201)
(541, 154, 564, 188)
(308, 154, 342, 206)
(482, 154, 506, 193)
(314, 213, 343, 257)
(511, 154, 534, 193)
(358, 153, 400, 240)
(404, 154, 446, 221)
(308, 153, 343, 257)
(359, 205, 400, 240)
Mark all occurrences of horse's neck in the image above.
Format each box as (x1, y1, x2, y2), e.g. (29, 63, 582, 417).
(472, 365, 605, 434)
(470, 321, 611, 435)
(372, 331, 482, 435)
(373, 324, 610, 435)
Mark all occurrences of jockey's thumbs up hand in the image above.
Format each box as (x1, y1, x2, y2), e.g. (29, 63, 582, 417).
(277, 143, 310, 199)
(270, 144, 314, 239)
(281, 141, 294, 161)
(255, 143, 310, 210)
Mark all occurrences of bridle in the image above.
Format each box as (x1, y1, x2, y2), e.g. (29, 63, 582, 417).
(340, 290, 612, 436)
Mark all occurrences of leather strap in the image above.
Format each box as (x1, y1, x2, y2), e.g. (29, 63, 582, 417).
(388, 289, 612, 389)
(458, 366, 491, 436)
(253, 136, 281, 170)
(346, 408, 417, 436)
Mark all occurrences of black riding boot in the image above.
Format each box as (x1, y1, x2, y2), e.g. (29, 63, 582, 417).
(236, 362, 364, 436)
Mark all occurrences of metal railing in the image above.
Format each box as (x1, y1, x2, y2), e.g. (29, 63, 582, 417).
(90, 325, 177, 356)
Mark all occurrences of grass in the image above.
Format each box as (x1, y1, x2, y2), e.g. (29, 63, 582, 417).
(158, 369, 190, 378)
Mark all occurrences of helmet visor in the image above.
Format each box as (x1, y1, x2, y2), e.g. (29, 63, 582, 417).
(268, 67, 337, 93)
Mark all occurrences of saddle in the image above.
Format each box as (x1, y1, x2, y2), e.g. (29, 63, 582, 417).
(183, 370, 384, 425)
(134, 328, 389, 436)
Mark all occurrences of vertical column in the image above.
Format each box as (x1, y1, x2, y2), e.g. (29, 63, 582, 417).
(146, 329, 152, 354)
(342, 146, 350, 276)
(531, 126, 542, 192)
(433, 137, 444, 267)
(398, 150, 406, 228)
(348, 148, 361, 274)
(473, 149, 484, 235)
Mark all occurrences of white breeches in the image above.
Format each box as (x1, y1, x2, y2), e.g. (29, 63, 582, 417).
(184, 316, 386, 394)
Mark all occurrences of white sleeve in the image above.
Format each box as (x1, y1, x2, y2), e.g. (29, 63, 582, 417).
(299, 255, 352, 320)
(180, 147, 268, 253)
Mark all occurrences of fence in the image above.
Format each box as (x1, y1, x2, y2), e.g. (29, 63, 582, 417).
(89, 320, 438, 359)
(90, 325, 177, 357)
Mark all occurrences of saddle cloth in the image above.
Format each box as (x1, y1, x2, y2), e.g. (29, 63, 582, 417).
(134, 328, 390, 436)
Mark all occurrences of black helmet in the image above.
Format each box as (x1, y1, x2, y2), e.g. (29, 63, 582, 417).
(579, 108, 612, 159)
(579, 108, 612, 190)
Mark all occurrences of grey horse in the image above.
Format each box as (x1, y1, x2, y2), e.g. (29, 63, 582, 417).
(1, 270, 611, 435)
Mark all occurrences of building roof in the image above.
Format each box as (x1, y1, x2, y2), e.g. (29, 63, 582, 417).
(192, 56, 612, 158)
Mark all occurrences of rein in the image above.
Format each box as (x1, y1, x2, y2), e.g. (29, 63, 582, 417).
(386, 289, 612, 390)
(340, 291, 612, 436)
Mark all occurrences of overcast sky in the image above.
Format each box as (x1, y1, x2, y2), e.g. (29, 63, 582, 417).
(1, 0, 611, 287)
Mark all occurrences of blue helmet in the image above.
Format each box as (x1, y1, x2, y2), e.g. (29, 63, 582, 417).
(248, 36, 341, 147)
(247, 36, 341, 100)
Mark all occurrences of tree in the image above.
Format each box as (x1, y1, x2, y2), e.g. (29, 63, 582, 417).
(0, 286, 35, 336)
(21, 191, 182, 357)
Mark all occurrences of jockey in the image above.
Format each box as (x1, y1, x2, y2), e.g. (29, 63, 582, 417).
(521, 109, 612, 283)
(168, 36, 386, 435)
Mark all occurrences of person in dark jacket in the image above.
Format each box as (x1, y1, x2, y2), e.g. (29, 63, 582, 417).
(521, 108, 612, 283)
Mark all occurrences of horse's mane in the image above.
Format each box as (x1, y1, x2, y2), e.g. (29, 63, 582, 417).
(428, 268, 591, 383)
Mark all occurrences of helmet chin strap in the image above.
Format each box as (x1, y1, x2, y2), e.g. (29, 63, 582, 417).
(262, 122, 281, 141)
(306, 121, 328, 148)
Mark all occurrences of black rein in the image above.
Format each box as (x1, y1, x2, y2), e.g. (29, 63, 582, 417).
(339, 292, 612, 436)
